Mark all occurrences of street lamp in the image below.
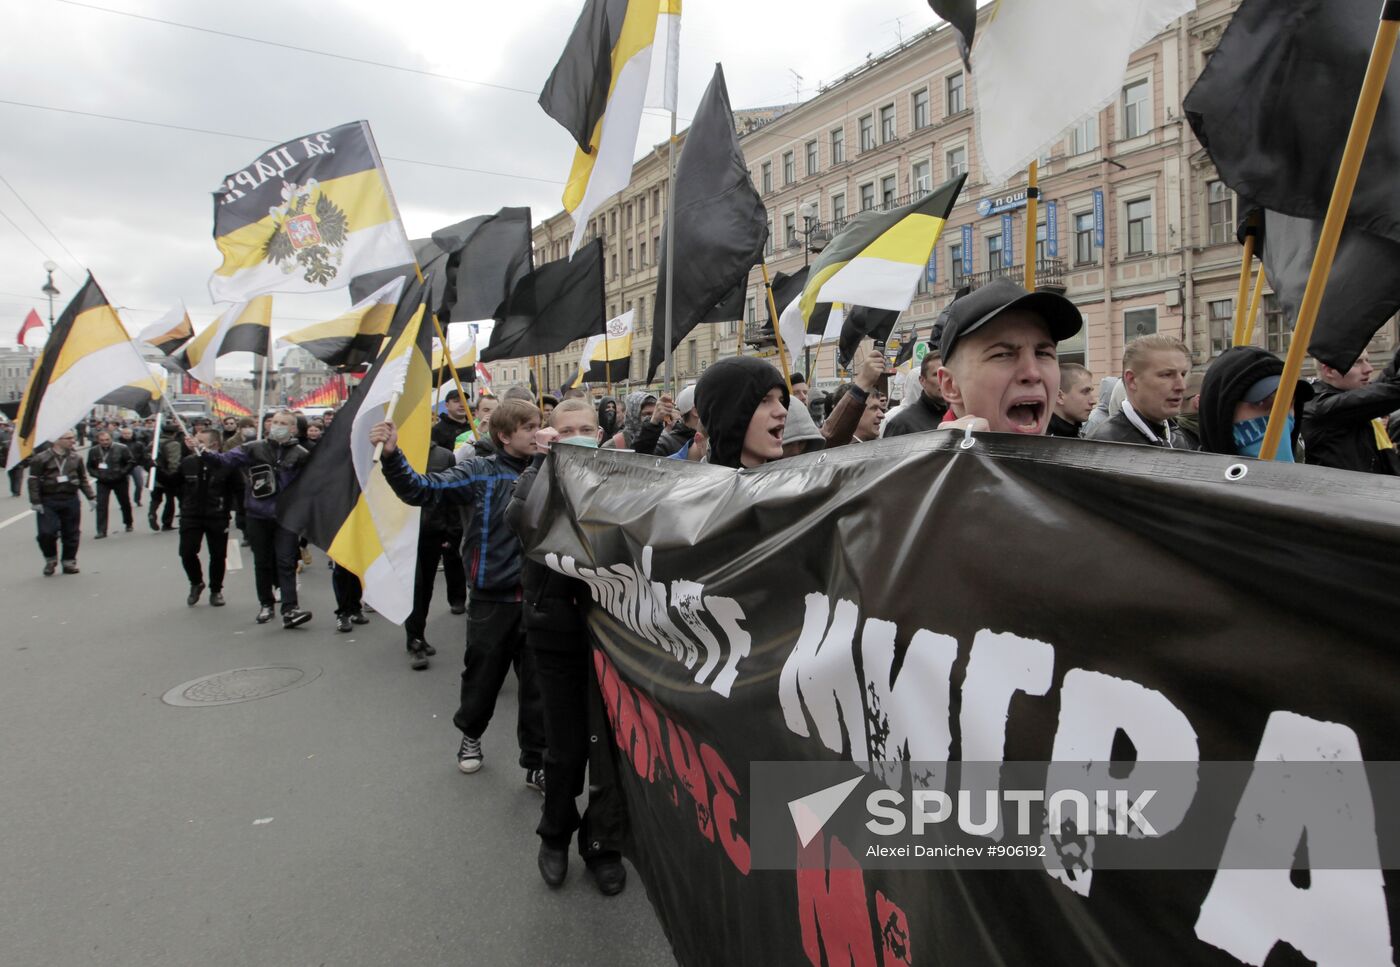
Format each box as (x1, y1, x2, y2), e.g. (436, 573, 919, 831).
(40, 260, 59, 329)
(795, 201, 820, 376)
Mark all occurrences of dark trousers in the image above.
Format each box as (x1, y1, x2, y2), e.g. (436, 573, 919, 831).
(94, 479, 132, 534)
(148, 471, 178, 527)
(454, 598, 546, 770)
(533, 636, 627, 860)
(244, 516, 300, 611)
(331, 563, 362, 617)
(8, 465, 22, 497)
(404, 526, 466, 641)
(36, 496, 81, 562)
(179, 518, 229, 591)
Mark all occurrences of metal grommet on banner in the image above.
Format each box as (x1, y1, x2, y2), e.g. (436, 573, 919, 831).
(1225, 463, 1249, 481)
(590, 734, 598, 743)
(960, 427, 977, 450)
(817, 452, 827, 464)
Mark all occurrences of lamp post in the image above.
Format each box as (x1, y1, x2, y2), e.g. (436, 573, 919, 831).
(40, 260, 59, 330)
(794, 201, 820, 378)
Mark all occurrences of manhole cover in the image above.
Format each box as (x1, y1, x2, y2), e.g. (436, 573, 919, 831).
(161, 665, 321, 707)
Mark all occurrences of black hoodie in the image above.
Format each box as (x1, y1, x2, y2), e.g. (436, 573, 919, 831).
(695, 357, 789, 469)
(1199, 346, 1311, 456)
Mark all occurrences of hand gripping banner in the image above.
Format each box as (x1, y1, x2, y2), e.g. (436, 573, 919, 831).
(517, 432, 1400, 967)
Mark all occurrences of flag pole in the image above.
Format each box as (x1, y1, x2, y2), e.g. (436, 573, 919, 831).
(664, 111, 678, 399)
(1241, 265, 1267, 346)
(1260, 4, 1399, 460)
(254, 352, 269, 440)
(147, 408, 163, 493)
(1231, 214, 1259, 346)
(1024, 160, 1039, 291)
(759, 263, 795, 396)
(428, 311, 474, 429)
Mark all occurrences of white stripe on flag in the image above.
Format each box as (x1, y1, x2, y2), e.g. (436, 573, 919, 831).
(645, 11, 680, 112)
(816, 258, 926, 313)
(135, 302, 188, 346)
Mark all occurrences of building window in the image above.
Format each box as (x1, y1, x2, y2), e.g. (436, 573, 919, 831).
(609, 211, 616, 234)
(806, 140, 819, 176)
(653, 234, 660, 259)
(746, 297, 756, 325)
(946, 146, 967, 178)
(639, 241, 647, 266)
(987, 234, 1004, 271)
(638, 195, 646, 220)
(831, 127, 845, 164)
(784, 212, 797, 247)
(860, 183, 876, 211)
(1074, 212, 1095, 264)
(687, 340, 697, 374)
(1122, 79, 1149, 139)
(912, 88, 930, 130)
(765, 219, 774, 256)
(1264, 294, 1292, 354)
(1035, 223, 1047, 262)
(912, 160, 931, 194)
(1207, 180, 1234, 246)
(950, 242, 965, 286)
(1124, 307, 1158, 342)
(626, 246, 634, 272)
(881, 175, 897, 208)
(859, 114, 875, 152)
(1070, 117, 1099, 156)
(637, 296, 646, 323)
(1208, 298, 1234, 356)
(880, 104, 896, 143)
(832, 193, 846, 225)
(1126, 197, 1153, 255)
(783, 150, 795, 185)
(610, 251, 617, 277)
(624, 204, 632, 228)
(761, 162, 772, 194)
(652, 187, 661, 215)
(946, 71, 965, 115)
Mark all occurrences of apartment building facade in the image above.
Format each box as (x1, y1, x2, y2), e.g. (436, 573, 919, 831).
(525, 0, 1394, 397)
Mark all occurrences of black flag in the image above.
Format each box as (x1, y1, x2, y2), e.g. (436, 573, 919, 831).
(1185, 0, 1400, 370)
(928, 0, 976, 63)
(649, 64, 768, 381)
(481, 239, 606, 362)
(838, 306, 901, 370)
(433, 208, 534, 323)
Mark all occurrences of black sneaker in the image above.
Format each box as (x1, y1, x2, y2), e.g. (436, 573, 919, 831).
(61, 561, 79, 575)
(42, 559, 57, 576)
(350, 610, 369, 625)
(161, 524, 175, 532)
(282, 608, 312, 629)
(538, 843, 568, 888)
(449, 602, 466, 615)
(94, 532, 107, 540)
(457, 734, 483, 774)
(255, 605, 275, 624)
(187, 583, 205, 606)
(525, 768, 546, 796)
(147, 514, 159, 532)
(408, 640, 429, 671)
(421, 641, 437, 657)
(124, 523, 133, 533)
(209, 591, 225, 607)
(336, 614, 352, 633)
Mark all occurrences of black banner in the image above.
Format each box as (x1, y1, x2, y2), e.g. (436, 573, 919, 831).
(519, 433, 1400, 967)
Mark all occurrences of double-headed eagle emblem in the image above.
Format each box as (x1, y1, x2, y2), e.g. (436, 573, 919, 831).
(263, 179, 348, 286)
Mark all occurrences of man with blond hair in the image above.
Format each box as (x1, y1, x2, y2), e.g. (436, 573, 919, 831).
(1087, 334, 1200, 450)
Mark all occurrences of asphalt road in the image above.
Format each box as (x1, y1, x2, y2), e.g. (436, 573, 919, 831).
(0, 493, 675, 967)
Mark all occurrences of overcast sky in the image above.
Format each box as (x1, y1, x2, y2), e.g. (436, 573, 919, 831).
(0, 0, 945, 374)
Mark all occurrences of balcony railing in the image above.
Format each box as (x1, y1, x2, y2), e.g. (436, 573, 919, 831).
(951, 258, 1066, 294)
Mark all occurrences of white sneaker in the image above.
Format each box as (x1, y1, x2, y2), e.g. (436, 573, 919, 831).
(457, 735, 483, 774)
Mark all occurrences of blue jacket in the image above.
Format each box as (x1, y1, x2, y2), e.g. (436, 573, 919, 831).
(381, 446, 529, 599)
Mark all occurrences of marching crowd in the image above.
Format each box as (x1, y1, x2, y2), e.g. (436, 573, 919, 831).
(4, 278, 1399, 897)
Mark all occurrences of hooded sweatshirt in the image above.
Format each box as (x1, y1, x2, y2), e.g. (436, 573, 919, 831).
(596, 396, 619, 441)
(782, 399, 824, 454)
(1199, 346, 1311, 457)
(620, 390, 656, 447)
(695, 356, 789, 469)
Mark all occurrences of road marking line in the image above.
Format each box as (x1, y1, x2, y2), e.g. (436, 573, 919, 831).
(0, 509, 35, 531)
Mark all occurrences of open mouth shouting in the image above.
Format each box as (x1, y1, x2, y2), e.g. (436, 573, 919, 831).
(1004, 397, 1046, 434)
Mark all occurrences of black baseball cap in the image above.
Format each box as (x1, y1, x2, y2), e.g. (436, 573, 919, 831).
(939, 278, 1082, 362)
(444, 388, 462, 402)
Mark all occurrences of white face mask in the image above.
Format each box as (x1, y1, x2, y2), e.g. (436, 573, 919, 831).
(268, 425, 292, 443)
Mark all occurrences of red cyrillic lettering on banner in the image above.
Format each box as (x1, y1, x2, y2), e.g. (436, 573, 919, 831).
(796, 835, 877, 967)
(633, 689, 671, 786)
(667, 720, 715, 841)
(593, 649, 624, 738)
(614, 681, 649, 778)
(874, 891, 912, 966)
(700, 742, 751, 874)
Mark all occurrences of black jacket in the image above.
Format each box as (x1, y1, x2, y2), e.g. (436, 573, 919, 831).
(1086, 409, 1199, 450)
(380, 445, 529, 600)
(28, 448, 95, 503)
(694, 356, 789, 468)
(1046, 413, 1083, 439)
(432, 414, 473, 452)
(87, 442, 135, 484)
(1301, 353, 1400, 474)
(506, 452, 590, 644)
(177, 453, 238, 520)
(883, 392, 949, 437)
(1198, 346, 1310, 457)
(654, 422, 697, 457)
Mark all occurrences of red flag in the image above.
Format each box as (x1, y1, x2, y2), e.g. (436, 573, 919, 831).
(16, 309, 42, 346)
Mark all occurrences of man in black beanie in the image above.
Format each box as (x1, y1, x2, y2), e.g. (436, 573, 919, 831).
(694, 357, 789, 469)
(1198, 346, 1311, 461)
